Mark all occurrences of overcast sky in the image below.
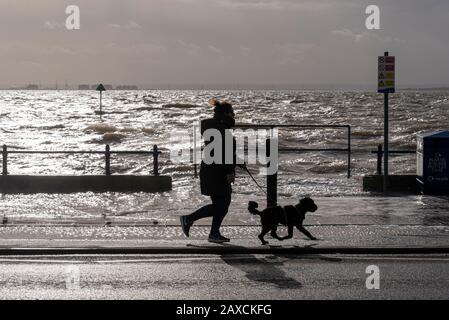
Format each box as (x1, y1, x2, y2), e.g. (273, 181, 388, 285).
(0, 0, 448, 88)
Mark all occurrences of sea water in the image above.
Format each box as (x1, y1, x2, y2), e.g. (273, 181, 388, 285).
(0, 89, 448, 223)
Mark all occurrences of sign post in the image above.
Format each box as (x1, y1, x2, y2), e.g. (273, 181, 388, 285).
(378, 52, 395, 193)
(96, 83, 106, 122)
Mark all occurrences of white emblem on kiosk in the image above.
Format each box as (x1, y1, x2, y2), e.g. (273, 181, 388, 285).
(428, 153, 447, 173)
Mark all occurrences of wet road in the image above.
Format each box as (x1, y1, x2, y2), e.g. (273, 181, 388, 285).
(0, 254, 448, 299)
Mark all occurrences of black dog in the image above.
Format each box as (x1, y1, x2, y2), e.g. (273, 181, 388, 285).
(248, 197, 318, 245)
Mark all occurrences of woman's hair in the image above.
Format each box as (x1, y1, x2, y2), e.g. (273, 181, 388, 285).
(209, 99, 233, 119)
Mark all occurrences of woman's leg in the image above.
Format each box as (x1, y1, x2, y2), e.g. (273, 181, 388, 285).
(186, 199, 215, 223)
(210, 194, 232, 236)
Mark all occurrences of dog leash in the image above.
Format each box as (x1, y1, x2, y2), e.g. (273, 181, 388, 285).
(244, 165, 289, 221)
(242, 165, 268, 196)
(243, 165, 282, 208)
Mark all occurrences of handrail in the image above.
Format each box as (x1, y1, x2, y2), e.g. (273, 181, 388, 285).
(236, 124, 350, 129)
(247, 123, 351, 206)
(1, 144, 161, 176)
(5, 151, 159, 154)
(239, 124, 351, 179)
(194, 123, 351, 178)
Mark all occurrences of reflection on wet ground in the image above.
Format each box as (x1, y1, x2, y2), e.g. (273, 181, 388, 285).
(1, 192, 448, 226)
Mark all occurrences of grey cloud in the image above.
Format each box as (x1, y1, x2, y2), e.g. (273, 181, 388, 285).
(43, 20, 63, 30)
(0, 0, 448, 87)
(240, 47, 252, 57)
(207, 45, 222, 54)
(332, 29, 405, 44)
(108, 43, 167, 55)
(275, 43, 320, 65)
(108, 21, 142, 29)
(178, 40, 202, 57)
(215, 0, 335, 11)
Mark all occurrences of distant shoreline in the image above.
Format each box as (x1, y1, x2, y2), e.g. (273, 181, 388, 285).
(0, 85, 449, 92)
(401, 87, 449, 91)
(1, 87, 448, 91)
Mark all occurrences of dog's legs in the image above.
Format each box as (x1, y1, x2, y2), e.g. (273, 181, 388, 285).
(297, 224, 317, 240)
(270, 228, 283, 241)
(258, 226, 271, 245)
(281, 225, 294, 240)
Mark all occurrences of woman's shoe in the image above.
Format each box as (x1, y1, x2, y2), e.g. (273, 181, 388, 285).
(208, 234, 230, 243)
(180, 215, 191, 237)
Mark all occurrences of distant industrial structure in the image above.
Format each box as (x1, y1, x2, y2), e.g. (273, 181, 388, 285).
(24, 84, 39, 90)
(76, 84, 138, 90)
(90, 84, 113, 90)
(4, 83, 140, 90)
(9, 84, 40, 90)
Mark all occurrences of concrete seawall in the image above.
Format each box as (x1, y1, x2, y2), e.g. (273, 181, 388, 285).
(363, 174, 418, 193)
(0, 175, 172, 194)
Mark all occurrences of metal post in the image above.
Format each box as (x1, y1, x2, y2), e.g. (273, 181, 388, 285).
(347, 126, 351, 178)
(153, 145, 159, 176)
(2, 145, 7, 175)
(266, 138, 277, 207)
(383, 51, 390, 193)
(100, 91, 103, 122)
(377, 144, 382, 175)
(383, 91, 389, 193)
(105, 144, 111, 175)
(193, 124, 198, 178)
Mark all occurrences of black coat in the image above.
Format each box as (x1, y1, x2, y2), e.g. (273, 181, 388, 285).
(199, 118, 236, 196)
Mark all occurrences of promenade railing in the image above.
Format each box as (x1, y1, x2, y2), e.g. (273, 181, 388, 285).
(371, 144, 415, 175)
(1, 144, 161, 176)
(193, 123, 351, 207)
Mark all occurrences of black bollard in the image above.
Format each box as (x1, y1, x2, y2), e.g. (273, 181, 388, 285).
(266, 138, 277, 208)
(105, 145, 111, 175)
(153, 145, 159, 176)
(377, 144, 382, 175)
(2, 145, 7, 175)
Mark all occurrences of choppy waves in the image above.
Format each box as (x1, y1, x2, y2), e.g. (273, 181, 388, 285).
(84, 123, 156, 143)
(1, 89, 448, 195)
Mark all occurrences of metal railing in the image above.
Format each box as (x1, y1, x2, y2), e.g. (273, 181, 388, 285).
(1, 144, 161, 176)
(371, 144, 415, 175)
(194, 124, 351, 177)
(193, 123, 351, 207)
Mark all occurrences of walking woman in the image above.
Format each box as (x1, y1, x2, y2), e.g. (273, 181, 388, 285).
(180, 99, 237, 243)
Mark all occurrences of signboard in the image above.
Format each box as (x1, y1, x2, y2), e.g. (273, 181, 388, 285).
(96, 83, 106, 92)
(96, 83, 106, 121)
(378, 56, 395, 93)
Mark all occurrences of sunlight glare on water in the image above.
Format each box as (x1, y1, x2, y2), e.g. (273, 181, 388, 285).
(0, 90, 448, 221)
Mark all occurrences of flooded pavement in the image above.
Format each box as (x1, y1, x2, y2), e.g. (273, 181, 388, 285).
(2, 195, 449, 226)
(1, 195, 448, 251)
(1, 224, 449, 249)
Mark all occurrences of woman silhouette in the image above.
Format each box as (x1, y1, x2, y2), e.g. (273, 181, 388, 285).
(180, 99, 237, 243)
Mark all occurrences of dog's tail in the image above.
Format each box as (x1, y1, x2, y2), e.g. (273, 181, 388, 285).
(248, 201, 261, 215)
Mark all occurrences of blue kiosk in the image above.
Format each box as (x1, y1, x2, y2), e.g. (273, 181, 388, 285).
(417, 131, 449, 195)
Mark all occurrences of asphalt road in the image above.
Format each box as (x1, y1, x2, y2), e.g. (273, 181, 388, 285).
(0, 254, 448, 299)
